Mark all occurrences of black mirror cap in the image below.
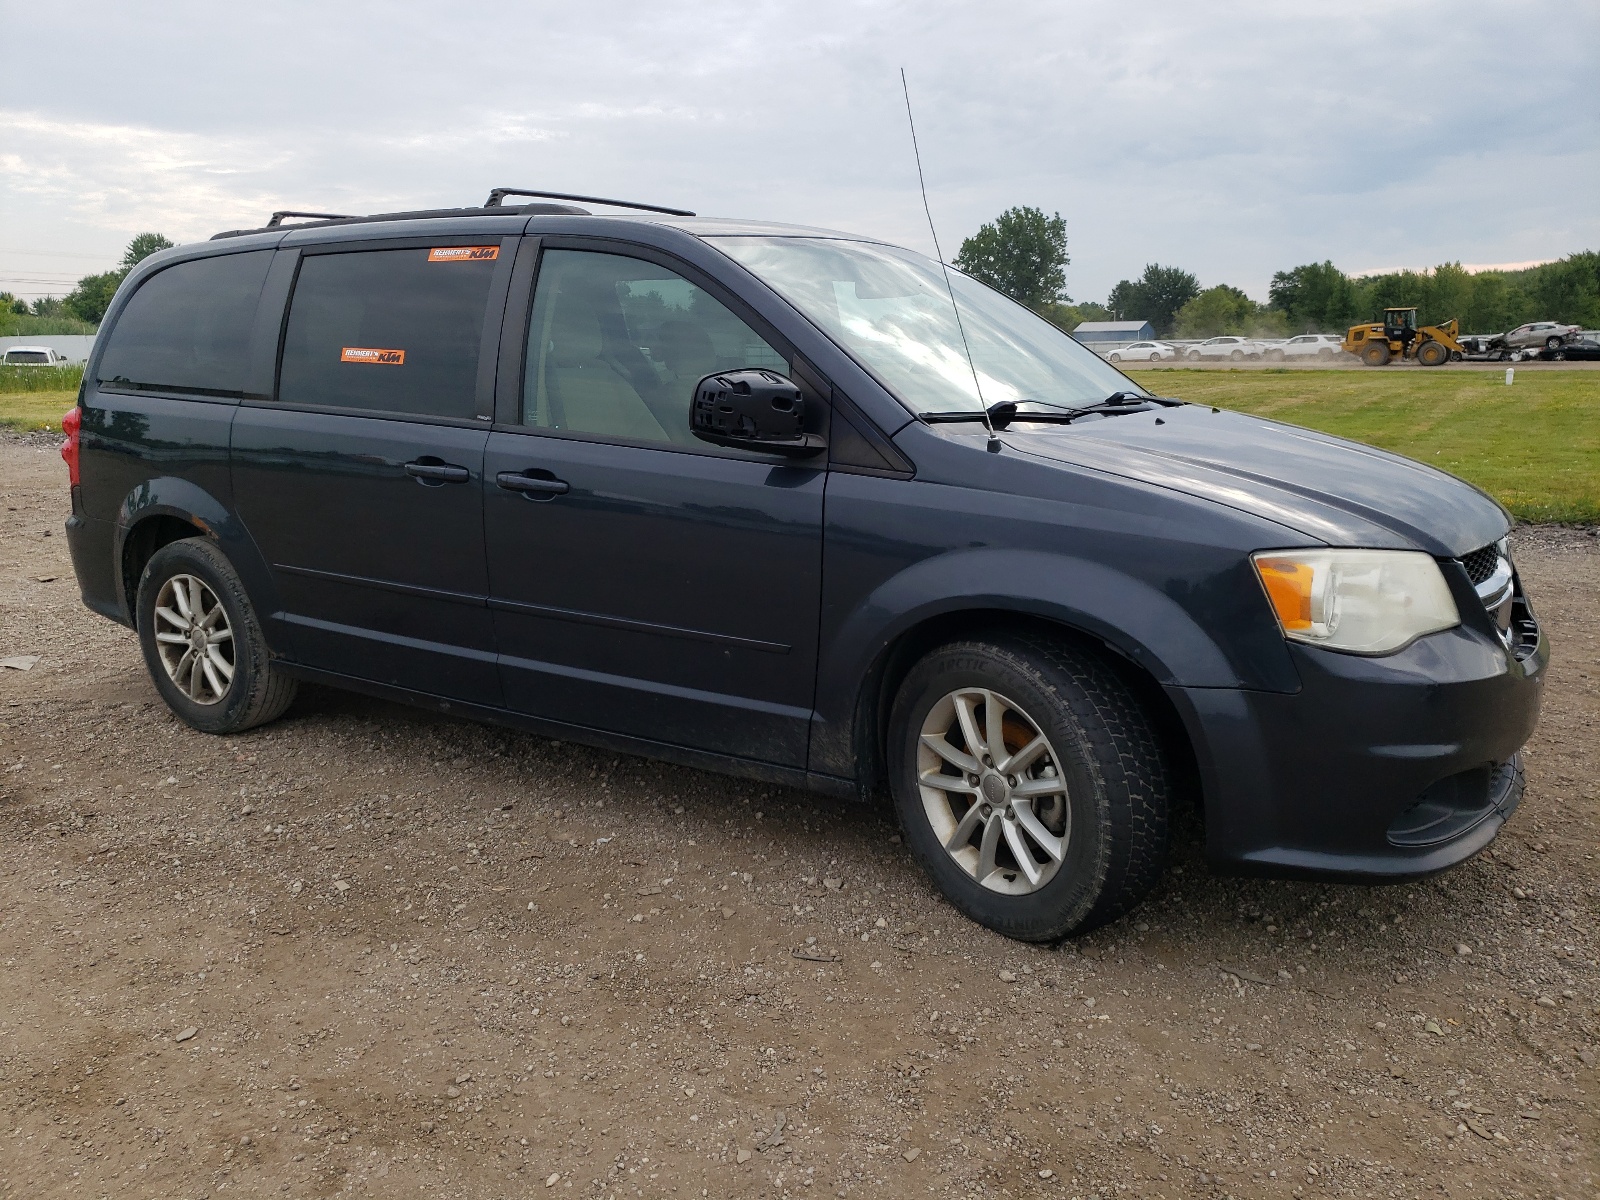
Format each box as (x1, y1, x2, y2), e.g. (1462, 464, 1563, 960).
(691, 369, 826, 458)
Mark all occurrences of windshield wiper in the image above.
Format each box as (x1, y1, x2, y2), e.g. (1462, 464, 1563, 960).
(919, 393, 1181, 430)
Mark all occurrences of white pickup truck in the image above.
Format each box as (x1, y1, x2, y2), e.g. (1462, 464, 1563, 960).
(2, 346, 74, 366)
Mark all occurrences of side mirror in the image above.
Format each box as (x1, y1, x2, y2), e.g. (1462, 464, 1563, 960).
(691, 369, 826, 458)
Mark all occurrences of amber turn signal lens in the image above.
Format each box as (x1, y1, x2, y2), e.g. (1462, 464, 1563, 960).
(1254, 556, 1314, 631)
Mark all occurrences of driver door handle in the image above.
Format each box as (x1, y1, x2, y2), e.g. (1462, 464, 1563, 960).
(496, 470, 570, 497)
(404, 460, 471, 484)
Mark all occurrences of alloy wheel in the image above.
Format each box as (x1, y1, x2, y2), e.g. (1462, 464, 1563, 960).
(916, 687, 1070, 895)
(153, 573, 235, 705)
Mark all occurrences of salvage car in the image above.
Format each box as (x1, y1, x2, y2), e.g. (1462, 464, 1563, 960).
(1540, 334, 1600, 361)
(1106, 341, 1178, 363)
(59, 191, 1547, 942)
(1266, 334, 1346, 361)
(1502, 321, 1581, 350)
(1184, 335, 1263, 361)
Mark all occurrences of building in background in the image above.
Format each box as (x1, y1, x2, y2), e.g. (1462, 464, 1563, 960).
(1071, 320, 1156, 346)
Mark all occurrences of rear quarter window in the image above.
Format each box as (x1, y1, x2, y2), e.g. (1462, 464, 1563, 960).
(277, 246, 499, 420)
(96, 250, 274, 394)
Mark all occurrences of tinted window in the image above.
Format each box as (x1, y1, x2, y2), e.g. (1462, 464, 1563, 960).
(97, 250, 273, 394)
(278, 245, 500, 419)
(6, 350, 50, 363)
(521, 249, 787, 446)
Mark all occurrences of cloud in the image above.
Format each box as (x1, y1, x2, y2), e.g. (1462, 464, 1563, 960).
(0, 0, 1594, 301)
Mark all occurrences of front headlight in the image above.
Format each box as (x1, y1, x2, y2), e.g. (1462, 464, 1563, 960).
(1252, 549, 1460, 655)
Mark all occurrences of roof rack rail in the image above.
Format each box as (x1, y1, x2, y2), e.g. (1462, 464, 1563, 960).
(484, 188, 694, 217)
(267, 210, 358, 227)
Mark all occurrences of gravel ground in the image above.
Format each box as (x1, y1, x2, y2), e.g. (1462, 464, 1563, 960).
(1, 434, 1595, 1200)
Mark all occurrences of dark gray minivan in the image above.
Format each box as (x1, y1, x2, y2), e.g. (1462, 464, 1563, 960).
(60, 191, 1546, 941)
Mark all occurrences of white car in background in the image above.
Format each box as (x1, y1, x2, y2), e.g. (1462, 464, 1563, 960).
(1106, 341, 1179, 363)
(1266, 334, 1346, 361)
(1184, 335, 1263, 361)
(2, 346, 74, 367)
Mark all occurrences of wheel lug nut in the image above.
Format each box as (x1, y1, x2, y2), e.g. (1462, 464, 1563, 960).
(1007, 776, 1017, 787)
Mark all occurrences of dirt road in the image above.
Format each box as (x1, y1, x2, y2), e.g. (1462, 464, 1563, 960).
(1, 434, 1595, 1199)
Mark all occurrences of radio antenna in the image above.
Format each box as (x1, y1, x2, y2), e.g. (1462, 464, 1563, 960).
(900, 68, 999, 450)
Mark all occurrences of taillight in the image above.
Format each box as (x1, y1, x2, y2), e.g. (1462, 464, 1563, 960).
(60, 405, 81, 487)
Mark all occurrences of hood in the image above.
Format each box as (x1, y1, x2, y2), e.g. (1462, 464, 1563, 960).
(1002, 404, 1508, 557)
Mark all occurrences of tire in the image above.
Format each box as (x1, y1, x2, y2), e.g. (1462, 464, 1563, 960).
(1362, 343, 1392, 366)
(1186, 350, 1201, 361)
(136, 537, 298, 735)
(1108, 353, 1121, 363)
(1317, 347, 1333, 359)
(1545, 336, 1562, 350)
(1230, 349, 1244, 361)
(1266, 349, 1284, 362)
(1148, 352, 1160, 362)
(888, 635, 1171, 942)
(1416, 340, 1449, 367)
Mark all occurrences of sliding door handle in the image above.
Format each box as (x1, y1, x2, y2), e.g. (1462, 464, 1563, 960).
(496, 470, 569, 497)
(404, 459, 470, 484)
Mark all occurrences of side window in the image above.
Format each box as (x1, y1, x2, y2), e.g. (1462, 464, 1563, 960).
(97, 250, 273, 395)
(521, 249, 787, 446)
(278, 245, 500, 419)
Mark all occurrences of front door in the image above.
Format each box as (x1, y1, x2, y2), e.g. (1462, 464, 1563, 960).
(484, 244, 825, 766)
(231, 239, 511, 703)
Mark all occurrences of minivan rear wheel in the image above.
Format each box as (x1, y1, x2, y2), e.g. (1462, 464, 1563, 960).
(888, 636, 1171, 941)
(136, 538, 297, 734)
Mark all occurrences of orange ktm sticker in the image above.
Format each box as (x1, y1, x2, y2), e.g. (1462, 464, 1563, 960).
(427, 245, 499, 263)
(340, 347, 406, 365)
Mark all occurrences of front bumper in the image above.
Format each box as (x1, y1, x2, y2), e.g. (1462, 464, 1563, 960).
(1171, 595, 1547, 882)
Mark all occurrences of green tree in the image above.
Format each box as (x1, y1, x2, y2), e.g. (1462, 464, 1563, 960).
(64, 272, 124, 325)
(1268, 261, 1366, 332)
(1036, 300, 1112, 333)
(62, 232, 175, 325)
(954, 207, 1070, 311)
(1526, 250, 1600, 329)
(1462, 272, 1520, 333)
(1105, 264, 1199, 337)
(122, 232, 174, 270)
(1173, 284, 1259, 338)
(1428, 262, 1474, 327)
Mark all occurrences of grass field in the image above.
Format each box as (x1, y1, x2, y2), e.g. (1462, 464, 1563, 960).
(0, 363, 84, 392)
(3, 368, 1595, 522)
(0, 390, 76, 435)
(1127, 368, 1600, 524)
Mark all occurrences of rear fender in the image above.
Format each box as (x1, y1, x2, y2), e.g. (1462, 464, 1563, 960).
(114, 478, 283, 638)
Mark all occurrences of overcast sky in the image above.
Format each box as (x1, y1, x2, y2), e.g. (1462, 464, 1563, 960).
(2, 1, 1595, 306)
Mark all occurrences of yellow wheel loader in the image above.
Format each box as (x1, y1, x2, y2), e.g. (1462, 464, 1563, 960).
(1343, 307, 1465, 366)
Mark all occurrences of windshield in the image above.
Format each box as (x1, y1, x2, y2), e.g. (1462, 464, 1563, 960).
(713, 236, 1143, 415)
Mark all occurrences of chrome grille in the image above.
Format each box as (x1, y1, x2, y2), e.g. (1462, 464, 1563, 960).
(1460, 543, 1501, 585)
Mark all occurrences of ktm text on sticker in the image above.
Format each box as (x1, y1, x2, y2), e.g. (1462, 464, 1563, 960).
(340, 347, 406, 365)
(427, 246, 499, 262)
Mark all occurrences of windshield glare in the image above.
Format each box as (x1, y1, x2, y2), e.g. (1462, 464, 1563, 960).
(714, 236, 1143, 415)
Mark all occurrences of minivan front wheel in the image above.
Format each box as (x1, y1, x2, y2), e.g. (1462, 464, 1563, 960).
(136, 538, 298, 734)
(889, 636, 1170, 941)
